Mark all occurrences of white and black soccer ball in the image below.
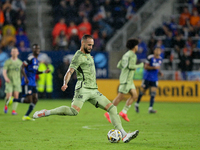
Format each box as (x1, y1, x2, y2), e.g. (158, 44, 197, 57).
(107, 129, 122, 143)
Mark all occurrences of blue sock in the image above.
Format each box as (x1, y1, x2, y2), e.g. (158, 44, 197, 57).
(13, 97, 25, 103)
(25, 103, 35, 116)
(149, 91, 156, 107)
(136, 92, 143, 104)
(149, 95, 155, 107)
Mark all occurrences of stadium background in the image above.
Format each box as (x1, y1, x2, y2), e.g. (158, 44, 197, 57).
(0, 0, 200, 102)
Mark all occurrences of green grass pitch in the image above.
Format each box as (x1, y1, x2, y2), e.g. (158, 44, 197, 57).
(0, 99, 200, 150)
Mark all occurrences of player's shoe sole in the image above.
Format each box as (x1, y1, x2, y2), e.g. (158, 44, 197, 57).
(22, 116, 35, 121)
(104, 112, 111, 123)
(122, 130, 139, 143)
(33, 109, 47, 119)
(149, 109, 157, 113)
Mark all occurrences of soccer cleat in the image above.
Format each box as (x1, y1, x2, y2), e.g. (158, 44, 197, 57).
(122, 130, 139, 143)
(22, 116, 35, 121)
(6, 96, 14, 107)
(33, 109, 47, 119)
(104, 112, 111, 123)
(12, 110, 17, 115)
(149, 109, 157, 113)
(134, 103, 139, 113)
(4, 105, 8, 114)
(119, 111, 130, 122)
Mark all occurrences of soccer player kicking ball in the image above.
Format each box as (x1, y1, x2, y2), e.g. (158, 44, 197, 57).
(105, 38, 144, 123)
(135, 46, 163, 113)
(6, 44, 50, 121)
(3, 48, 22, 115)
(33, 35, 139, 143)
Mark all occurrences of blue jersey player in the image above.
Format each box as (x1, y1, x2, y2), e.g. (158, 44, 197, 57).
(6, 44, 50, 121)
(135, 47, 163, 113)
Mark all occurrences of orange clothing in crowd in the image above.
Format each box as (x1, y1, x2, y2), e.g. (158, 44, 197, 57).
(68, 25, 78, 38)
(78, 22, 92, 39)
(1, 35, 16, 47)
(190, 15, 200, 26)
(0, 10, 5, 25)
(52, 23, 68, 39)
(179, 12, 190, 25)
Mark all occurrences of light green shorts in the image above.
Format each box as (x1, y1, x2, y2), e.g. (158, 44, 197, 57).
(72, 88, 111, 110)
(118, 83, 135, 94)
(5, 82, 22, 93)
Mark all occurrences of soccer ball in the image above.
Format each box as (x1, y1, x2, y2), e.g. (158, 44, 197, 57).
(107, 129, 122, 143)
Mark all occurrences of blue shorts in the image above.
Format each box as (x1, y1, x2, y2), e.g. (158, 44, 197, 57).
(21, 85, 37, 97)
(141, 80, 158, 89)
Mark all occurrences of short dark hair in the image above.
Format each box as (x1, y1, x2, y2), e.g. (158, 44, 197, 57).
(81, 34, 93, 41)
(32, 44, 39, 48)
(126, 38, 139, 50)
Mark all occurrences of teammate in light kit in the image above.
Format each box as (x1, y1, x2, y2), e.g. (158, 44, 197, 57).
(6, 44, 50, 120)
(33, 35, 139, 143)
(105, 38, 144, 123)
(135, 46, 163, 113)
(3, 48, 22, 115)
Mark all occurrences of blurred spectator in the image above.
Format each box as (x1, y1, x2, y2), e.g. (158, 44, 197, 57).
(179, 7, 190, 26)
(67, 21, 78, 38)
(0, 47, 9, 68)
(2, 23, 16, 36)
(15, 28, 29, 48)
(136, 37, 147, 60)
(178, 48, 193, 80)
(190, 9, 200, 26)
(92, 30, 104, 51)
(167, 15, 178, 36)
(52, 18, 68, 44)
(0, 7, 4, 28)
(1, 28, 16, 49)
(15, 19, 26, 31)
(53, 0, 68, 23)
(148, 35, 157, 54)
(16, 10, 26, 25)
(124, 0, 136, 20)
(68, 29, 80, 51)
(98, 20, 113, 37)
(2, 0, 12, 11)
(66, 0, 78, 24)
(99, 0, 113, 25)
(3, 7, 16, 24)
(111, 0, 126, 29)
(11, 0, 26, 12)
(17, 40, 30, 52)
(77, 17, 92, 39)
(172, 34, 185, 54)
(79, 0, 93, 18)
(54, 30, 68, 50)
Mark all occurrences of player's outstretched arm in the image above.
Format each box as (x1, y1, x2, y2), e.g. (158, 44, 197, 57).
(61, 68, 75, 91)
(129, 62, 144, 69)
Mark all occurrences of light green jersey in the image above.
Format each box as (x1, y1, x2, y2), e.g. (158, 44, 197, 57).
(69, 50, 97, 90)
(117, 50, 137, 84)
(3, 58, 22, 85)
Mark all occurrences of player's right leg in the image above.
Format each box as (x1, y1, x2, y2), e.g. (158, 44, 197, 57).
(4, 92, 12, 114)
(104, 92, 124, 123)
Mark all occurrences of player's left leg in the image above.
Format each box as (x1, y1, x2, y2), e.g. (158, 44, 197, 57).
(149, 86, 157, 113)
(4, 92, 12, 114)
(12, 91, 20, 115)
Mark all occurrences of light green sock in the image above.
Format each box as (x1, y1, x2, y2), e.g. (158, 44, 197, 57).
(12, 102, 18, 111)
(49, 106, 78, 116)
(122, 105, 131, 114)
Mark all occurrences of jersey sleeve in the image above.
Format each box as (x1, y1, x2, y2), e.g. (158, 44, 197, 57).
(3, 60, 9, 70)
(23, 56, 33, 67)
(69, 53, 82, 70)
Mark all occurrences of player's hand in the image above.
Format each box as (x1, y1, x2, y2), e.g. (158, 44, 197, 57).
(5, 78, 10, 83)
(25, 77, 29, 84)
(139, 62, 144, 68)
(61, 84, 68, 91)
(45, 68, 51, 73)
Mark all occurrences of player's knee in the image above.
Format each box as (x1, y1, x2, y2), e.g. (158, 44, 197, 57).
(150, 91, 156, 97)
(107, 105, 117, 115)
(33, 98, 38, 104)
(70, 107, 79, 116)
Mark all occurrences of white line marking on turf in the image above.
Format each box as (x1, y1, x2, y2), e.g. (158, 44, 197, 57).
(82, 126, 94, 129)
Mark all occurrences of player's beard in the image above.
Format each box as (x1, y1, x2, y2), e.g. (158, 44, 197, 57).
(84, 46, 91, 54)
